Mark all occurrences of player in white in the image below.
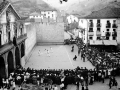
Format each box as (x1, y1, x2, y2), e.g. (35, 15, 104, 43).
(50, 47, 53, 53)
(38, 50, 41, 56)
(47, 50, 50, 57)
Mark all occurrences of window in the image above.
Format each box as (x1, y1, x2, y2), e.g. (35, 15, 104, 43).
(97, 19, 100, 23)
(106, 20, 111, 28)
(113, 36, 116, 40)
(113, 20, 117, 28)
(89, 20, 93, 27)
(89, 36, 93, 40)
(107, 29, 109, 32)
(106, 37, 109, 40)
(97, 36, 101, 40)
(52, 14, 54, 17)
(113, 29, 116, 32)
(89, 28, 93, 32)
(97, 28, 100, 32)
(97, 19, 101, 27)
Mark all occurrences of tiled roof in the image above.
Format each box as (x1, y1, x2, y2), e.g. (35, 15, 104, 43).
(0, 0, 9, 15)
(85, 6, 120, 19)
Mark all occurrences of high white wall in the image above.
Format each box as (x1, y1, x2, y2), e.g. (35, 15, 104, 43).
(25, 23, 36, 62)
(36, 22, 64, 44)
(79, 19, 88, 44)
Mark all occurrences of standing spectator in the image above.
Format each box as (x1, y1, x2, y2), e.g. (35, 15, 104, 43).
(60, 83, 64, 90)
(71, 45, 74, 52)
(73, 55, 77, 61)
(54, 85, 58, 90)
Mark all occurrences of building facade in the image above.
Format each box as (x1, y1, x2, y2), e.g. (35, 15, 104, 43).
(40, 10, 57, 21)
(0, 0, 27, 78)
(67, 15, 79, 24)
(79, 6, 120, 49)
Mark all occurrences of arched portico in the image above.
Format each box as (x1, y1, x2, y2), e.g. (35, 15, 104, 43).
(21, 43, 25, 58)
(0, 57, 6, 78)
(15, 47, 21, 67)
(7, 51, 14, 74)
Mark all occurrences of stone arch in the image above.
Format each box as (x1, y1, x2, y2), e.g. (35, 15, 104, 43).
(15, 47, 21, 67)
(21, 43, 25, 58)
(7, 51, 14, 74)
(0, 56, 6, 78)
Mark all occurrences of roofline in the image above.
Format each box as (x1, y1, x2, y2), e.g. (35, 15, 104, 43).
(82, 17, 120, 19)
(0, 2, 10, 17)
(10, 4, 21, 19)
(0, 2, 21, 20)
(40, 9, 57, 11)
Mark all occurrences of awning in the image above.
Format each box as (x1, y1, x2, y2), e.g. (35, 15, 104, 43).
(89, 40, 103, 45)
(103, 40, 117, 45)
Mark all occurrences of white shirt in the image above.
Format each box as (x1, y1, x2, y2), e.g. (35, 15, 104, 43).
(54, 86, 58, 90)
(60, 83, 64, 88)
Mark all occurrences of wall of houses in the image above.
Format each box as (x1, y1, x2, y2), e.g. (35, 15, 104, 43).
(78, 18, 118, 44)
(36, 22, 64, 44)
(78, 19, 88, 44)
(67, 15, 79, 24)
(25, 23, 36, 63)
(117, 19, 120, 49)
(41, 11, 57, 20)
(87, 19, 117, 40)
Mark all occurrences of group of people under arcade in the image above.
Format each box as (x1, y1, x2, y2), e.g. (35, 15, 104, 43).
(0, 64, 120, 90)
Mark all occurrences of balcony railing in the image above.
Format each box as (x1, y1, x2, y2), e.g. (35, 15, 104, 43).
(112, 32, 117, 37)
(106, 32, 111, 37)
(106, 24, 111, 28)
(112, 24, 117, 28)
(97, 23, 101, 27)
(96, 31, 101, 35)
(89, 23, 93, 28)
(88, 32, 94, 35)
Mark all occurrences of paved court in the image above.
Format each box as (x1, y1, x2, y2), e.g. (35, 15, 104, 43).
(24, 45, 94, 70)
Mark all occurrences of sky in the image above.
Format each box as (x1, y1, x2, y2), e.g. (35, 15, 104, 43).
(42, 0, 120, 14)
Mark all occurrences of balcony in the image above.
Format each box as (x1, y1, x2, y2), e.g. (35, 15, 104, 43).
(106, 24, 111, 28)
(0, 34, 27, 55)
(88, 32, 94, 35)
(106, 32, 111, 37)
(112, 32, 117, 37)
(97, 23, 101, 27)
(17, 34, 27, 44)
(112, 24, 117, 28)
(96, 31, 101, 35)
(89, 23, 93, 28)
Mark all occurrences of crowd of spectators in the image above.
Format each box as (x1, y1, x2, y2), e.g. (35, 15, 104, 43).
(0, 37, 120, 90)
(0, 64, 119, 90)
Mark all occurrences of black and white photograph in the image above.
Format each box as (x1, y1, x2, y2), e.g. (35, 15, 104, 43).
(0, 0, 120, 90)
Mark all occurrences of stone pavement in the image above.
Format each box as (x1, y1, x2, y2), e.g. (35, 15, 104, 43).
(24, 45, 94, 69)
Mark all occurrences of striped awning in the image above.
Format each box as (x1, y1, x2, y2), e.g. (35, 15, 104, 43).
(103, 40, 117, 45)
(89, 40, 103, 45)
